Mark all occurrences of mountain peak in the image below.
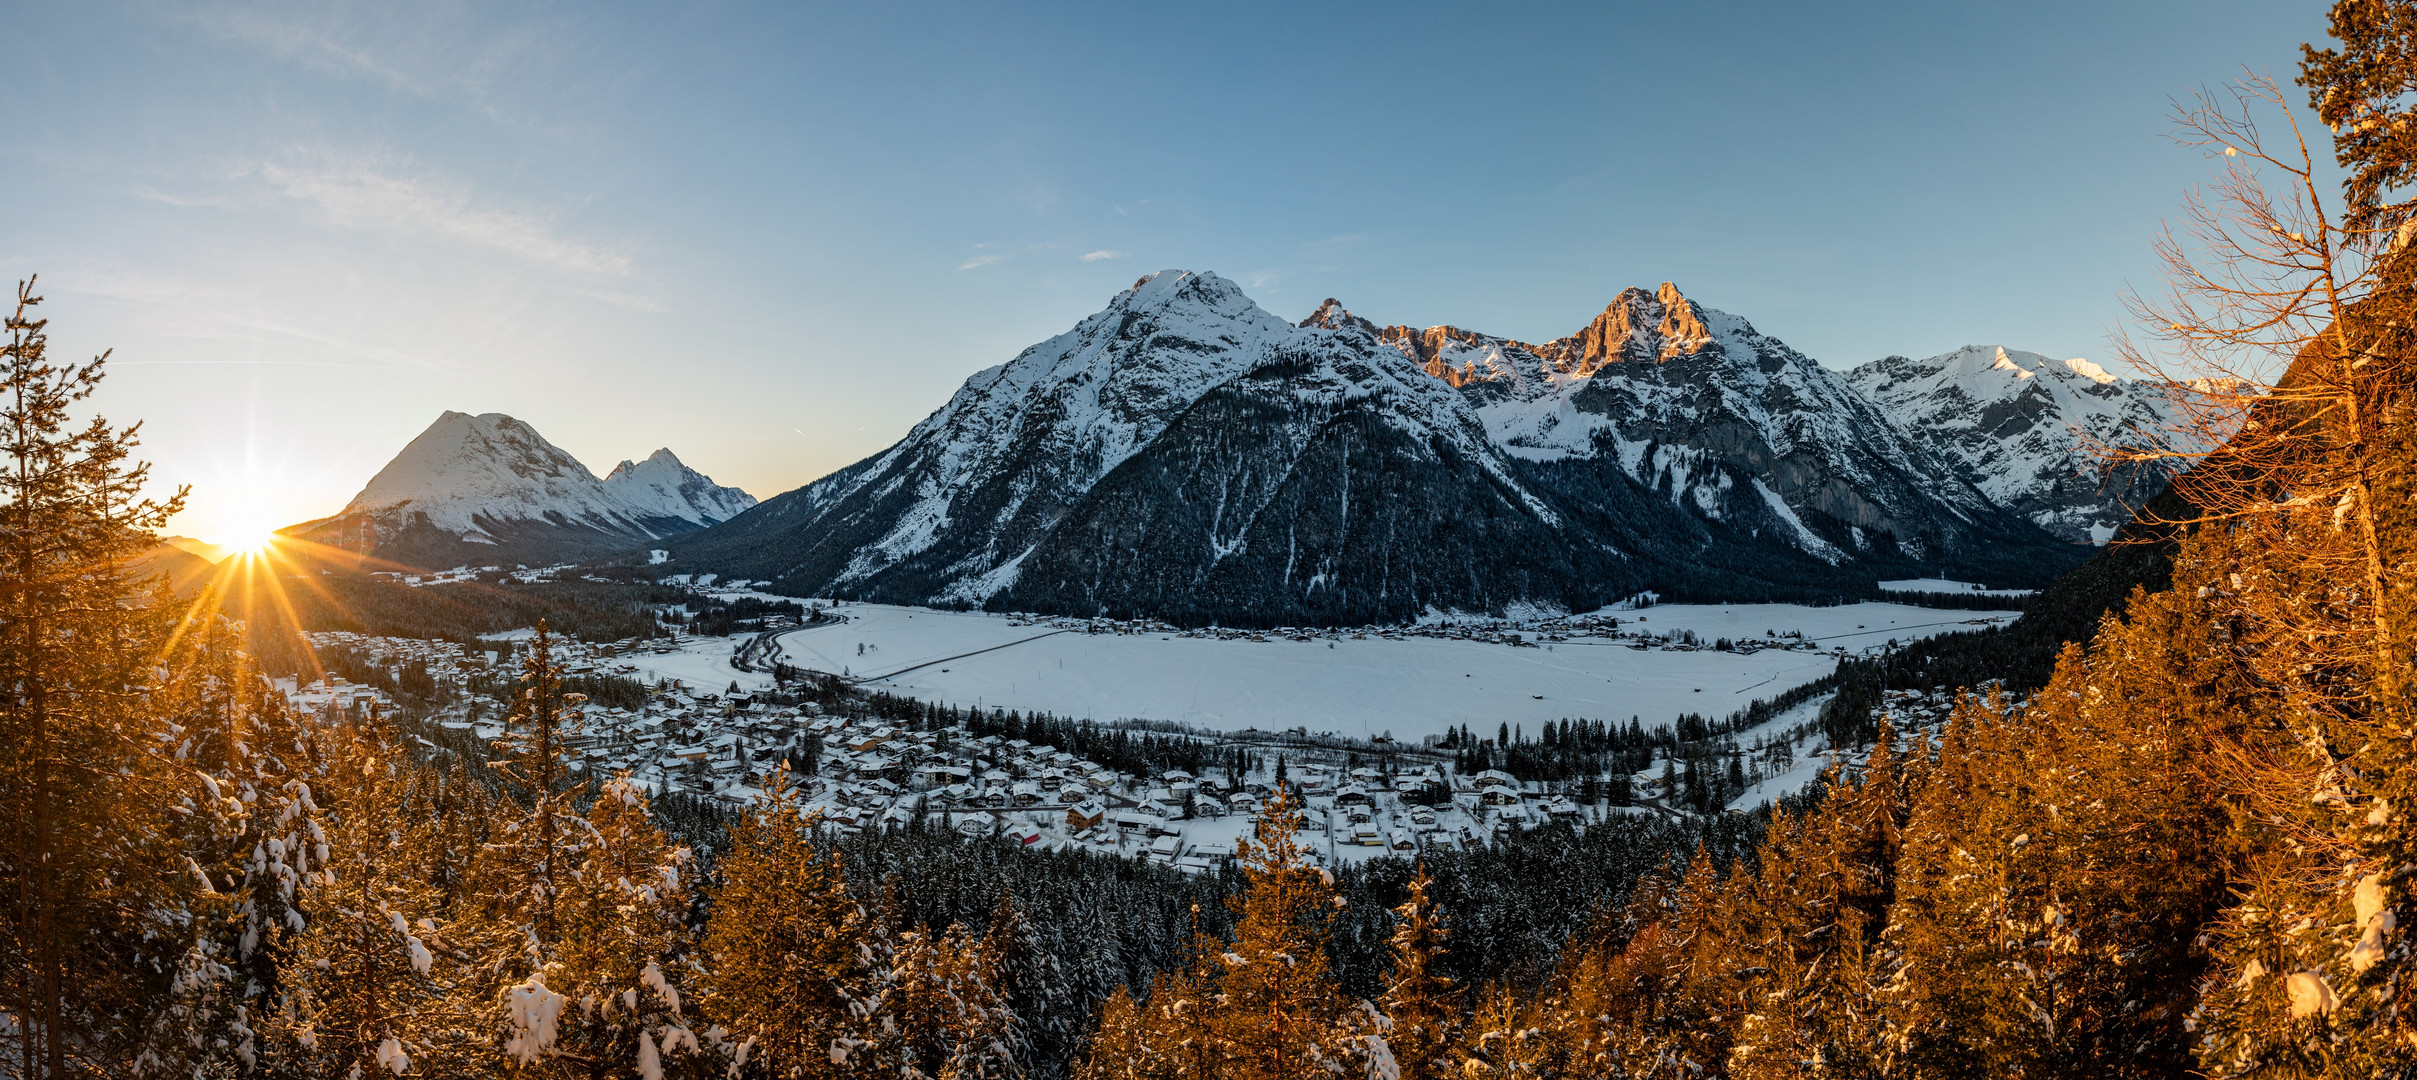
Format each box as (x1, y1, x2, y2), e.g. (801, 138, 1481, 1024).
(1298, 298, 1378, 334)
(1119, 269, 1247, 310)
(608, 448, 686, 477)
(1563, 281, 1716, 368)
(603, 448, 755, 527)
(1847, 346, 2202, 543)
(292, 410, 755, 568)
(344, 411, 599, 520)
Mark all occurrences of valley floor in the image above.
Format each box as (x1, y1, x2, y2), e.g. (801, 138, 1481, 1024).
(753, 600, 2014, 743)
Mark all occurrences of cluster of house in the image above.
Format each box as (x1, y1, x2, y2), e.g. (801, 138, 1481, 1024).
(270, 630, 1643, 872)
(788, 714, 1623, 871)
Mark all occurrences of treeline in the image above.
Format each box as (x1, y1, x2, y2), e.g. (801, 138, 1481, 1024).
(1880, 588, 2031, 611)
(686, 594, 807, 637)
(1446, 672, 1840, 796)
(237, 570, 685, 673)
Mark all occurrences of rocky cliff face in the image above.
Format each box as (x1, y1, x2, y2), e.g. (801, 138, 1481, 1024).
(1848, 346, 2199, 543)
(662, 272, 2081, 623)
(282, 412, 754, 571)
(1362, 283, 2020, 568)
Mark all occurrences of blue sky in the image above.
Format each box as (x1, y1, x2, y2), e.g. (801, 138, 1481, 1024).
(7, 0, 2324, 543)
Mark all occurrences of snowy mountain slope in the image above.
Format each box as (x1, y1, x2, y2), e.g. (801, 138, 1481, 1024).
(665, 272, 2082, 623)
(283, 411, 754, 570)
(1848, 346, 2196, 543)
(666, 271, 1671, 620)
(603, 448, 757, 527)
(1368, 283, 2034, 569)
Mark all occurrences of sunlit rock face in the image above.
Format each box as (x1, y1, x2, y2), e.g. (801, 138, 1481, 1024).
(1849, 346, 2205, 544)
(663, 271, 2080, 625)
(282, 411, 753, 570)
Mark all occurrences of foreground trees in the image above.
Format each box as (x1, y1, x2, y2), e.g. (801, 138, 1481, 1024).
(0, 278, 207, 1077)
(8, 6, 2417, 1076)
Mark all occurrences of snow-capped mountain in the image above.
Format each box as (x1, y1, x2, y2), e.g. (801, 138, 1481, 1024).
(1359, 282, 2019, 567)
(664, 272, 2078, 624)
(283, 411, 755, 570)
(1848, 346, 2195, 544)
(604, 448, 758, 527)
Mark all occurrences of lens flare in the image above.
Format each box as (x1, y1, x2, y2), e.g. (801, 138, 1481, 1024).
(207, 523, 280, 560)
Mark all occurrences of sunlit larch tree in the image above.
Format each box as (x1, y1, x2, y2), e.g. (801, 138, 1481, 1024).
(2090, 9, 2417, 1068)
(700, 767, 885, 1078)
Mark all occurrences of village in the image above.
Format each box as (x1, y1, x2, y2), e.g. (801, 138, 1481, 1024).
(266, 627, 1758, 873)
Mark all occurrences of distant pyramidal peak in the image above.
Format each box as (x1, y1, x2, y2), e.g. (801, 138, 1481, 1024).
(291, 411, 754, 569)
(604, 447, 759, 527)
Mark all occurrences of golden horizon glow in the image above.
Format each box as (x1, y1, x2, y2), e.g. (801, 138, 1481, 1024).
(205, 524, 280, 560)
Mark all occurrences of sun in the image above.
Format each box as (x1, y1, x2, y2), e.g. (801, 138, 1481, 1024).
(207, 522, 280, 560)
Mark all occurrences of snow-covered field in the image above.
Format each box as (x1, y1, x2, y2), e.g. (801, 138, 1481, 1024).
(613, 637, 784, 696)
(1877, 578, 2035, 598)
(766, 601, 2014, 742)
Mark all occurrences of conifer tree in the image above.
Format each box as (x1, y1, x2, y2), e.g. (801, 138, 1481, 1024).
(546, 775, 704, 1078)
(701, 767, 880, 1077)
(1729, 726, 1912, 1078)
(985, 894, 1071, 1078)
(1203, 788, 1349, 1079)
(0, 278, 203, 1077)
(454, 624, 709, 1075)
(883, 917, 1018, 1079)
(1376, 865, 1457, 1080)
(263, 715, 481, 1076)
(1071, 986, 1172, 1080)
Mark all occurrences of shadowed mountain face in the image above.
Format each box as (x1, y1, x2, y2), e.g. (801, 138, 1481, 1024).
(660, 271, 2084, 625)
(280, 411, 753, 572)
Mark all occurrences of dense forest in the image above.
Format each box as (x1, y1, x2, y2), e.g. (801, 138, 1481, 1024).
(9, 5, 2417, 1077)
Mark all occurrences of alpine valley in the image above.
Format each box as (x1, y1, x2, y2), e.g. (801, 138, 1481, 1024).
(637, 270, 2191, 625)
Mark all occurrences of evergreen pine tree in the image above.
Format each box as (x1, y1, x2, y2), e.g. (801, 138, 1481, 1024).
(701, 768, 881, 1077)
(0, 278, 204, 1077)
(262, 715, 481, 1076)
(1203, 788, 1350, 1079)
(1375, 865, 1457, 1080)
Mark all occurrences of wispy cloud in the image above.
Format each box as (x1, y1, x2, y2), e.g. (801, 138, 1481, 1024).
(188, 5, 583, 135)
(1242, 234, 1370, 296)
(205, 8, 422, 93)
(1079, 250, 1125, 262)
(245, 157, 635, 279)
(53, 262, 450, 371)
(958, 254, 1006, 270)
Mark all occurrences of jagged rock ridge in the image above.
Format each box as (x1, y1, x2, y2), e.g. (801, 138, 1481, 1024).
(1848, 346, 2200, 543)
(663, 272, 2082, 624)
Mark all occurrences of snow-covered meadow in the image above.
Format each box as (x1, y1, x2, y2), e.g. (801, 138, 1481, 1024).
(762, 601, 2015, 742)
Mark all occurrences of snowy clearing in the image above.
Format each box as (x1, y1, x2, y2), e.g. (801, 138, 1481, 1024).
(611, 637, 785, 696)
(766, 601, 2014, 742)
(1877, 578, 2036, 598)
